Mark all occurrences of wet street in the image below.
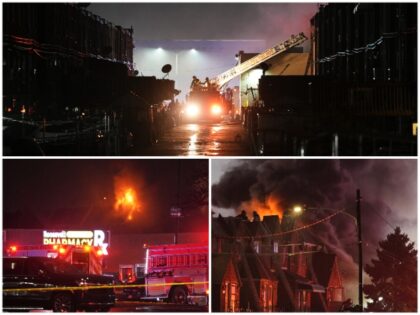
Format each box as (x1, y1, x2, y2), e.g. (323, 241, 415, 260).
(139, 121, 252, 156)
(14, 301, 207, 312)
(110, 301, 208, 312)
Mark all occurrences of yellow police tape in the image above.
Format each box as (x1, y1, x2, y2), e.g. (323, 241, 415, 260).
(3, 281, 209, 293)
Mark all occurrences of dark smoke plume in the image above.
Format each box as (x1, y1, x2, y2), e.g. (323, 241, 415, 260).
(212, 159, 417, 301)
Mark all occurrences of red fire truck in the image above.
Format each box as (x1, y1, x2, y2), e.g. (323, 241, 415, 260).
(5, 229, 110, 275)
(143, 243, 208, 304)
(6, 243, 107, 275)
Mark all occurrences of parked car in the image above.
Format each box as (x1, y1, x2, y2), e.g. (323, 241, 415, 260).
(121, 277, 146, 300)
(3, 256, 115, 312)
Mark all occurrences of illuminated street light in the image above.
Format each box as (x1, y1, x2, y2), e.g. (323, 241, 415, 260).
(293, 205, 303, 214)
(170, 207, 183, 244)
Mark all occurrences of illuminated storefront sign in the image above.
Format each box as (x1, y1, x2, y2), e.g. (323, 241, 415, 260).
(43, 230, 109, 255)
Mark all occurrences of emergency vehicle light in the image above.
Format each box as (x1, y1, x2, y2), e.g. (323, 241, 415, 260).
(211, 104, 222, 115)
(9, 245, 17, 252)
(186, 103, 200, 117)
(58, 247, 66, 255)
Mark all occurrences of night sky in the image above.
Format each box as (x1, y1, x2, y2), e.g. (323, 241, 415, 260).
(89, 3, 317, 45)
(3, 159, 208, 234)
(88, 3, 318, 99)
(212, 159, 417, 302)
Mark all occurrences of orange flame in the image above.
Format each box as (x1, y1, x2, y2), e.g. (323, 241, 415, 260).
(240, 194, 283, 219)
(114, 185, 141, 221)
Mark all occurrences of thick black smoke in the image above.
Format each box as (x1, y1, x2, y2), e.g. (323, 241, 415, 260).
(212, 159, 417, 301)
(213, 160, 357, 210)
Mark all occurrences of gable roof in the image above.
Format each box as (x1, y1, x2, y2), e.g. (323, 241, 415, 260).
(212, 253, 240, 285)
(311, 252, 337, 287)
(238, 244, 276, 281)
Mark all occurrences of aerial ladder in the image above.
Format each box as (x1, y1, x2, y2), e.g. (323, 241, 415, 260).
(185, 32, 307, 120)
(210, 32, 307, 87)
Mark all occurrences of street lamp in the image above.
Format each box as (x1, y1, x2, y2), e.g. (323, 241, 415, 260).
(170, 206, 182, 244)
(293, 205, 303, 214)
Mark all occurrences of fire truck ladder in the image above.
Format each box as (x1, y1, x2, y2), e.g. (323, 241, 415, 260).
(211, 32, 307, 88)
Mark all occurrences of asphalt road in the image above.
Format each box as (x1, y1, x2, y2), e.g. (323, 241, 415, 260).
(110, 301, 208, 312)
(11, 302, 207, 313)
(140, 121, 252, 156)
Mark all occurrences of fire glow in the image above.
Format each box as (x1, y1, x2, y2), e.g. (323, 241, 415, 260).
(240, 194, 283, 218)
(114, 186, 141, 221)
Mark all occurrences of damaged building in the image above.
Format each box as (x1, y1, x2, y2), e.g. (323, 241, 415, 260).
(212, 211, 344, 312)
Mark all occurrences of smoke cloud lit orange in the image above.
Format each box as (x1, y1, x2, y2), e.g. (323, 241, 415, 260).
(240, 194, 284, 219)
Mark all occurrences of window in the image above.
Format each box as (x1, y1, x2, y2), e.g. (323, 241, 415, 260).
(176, 255, 184, 266)
(297, 290, 311, 312)
(329, 287, 343, 302)
(168, 255, 175, 267)
(223, 281, 239, 312)
(253, 241, 260, 253)
(190, 255, 196, 265)
(273, 241, 279, 253)
(157, 256, 167, 267)
(197, 254, 207, 265)
(229, 283, 238, 312)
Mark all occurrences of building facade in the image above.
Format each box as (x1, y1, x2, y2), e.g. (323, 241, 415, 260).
(212, 212, 344, 312)
(310, 3, 416, 83)
(3, 3, 134, 117)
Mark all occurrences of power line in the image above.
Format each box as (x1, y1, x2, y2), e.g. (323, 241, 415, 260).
(369, 207, 395, 231)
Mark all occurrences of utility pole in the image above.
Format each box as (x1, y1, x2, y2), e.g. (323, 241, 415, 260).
(356, 189, 363, 311)
(170, 160, 182, 245)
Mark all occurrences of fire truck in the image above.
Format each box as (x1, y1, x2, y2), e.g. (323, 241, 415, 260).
(4, 229, 110, 275)
(184, 86, 228, 121)
(6, 243, 107, 275)
(183, 33, 307, 121)
(142, 243, 208, 304)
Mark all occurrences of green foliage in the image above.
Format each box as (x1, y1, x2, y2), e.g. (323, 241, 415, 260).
(364, 227, 417, 312)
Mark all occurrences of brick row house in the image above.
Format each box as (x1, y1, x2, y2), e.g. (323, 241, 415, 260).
(212, 211, 345, 312)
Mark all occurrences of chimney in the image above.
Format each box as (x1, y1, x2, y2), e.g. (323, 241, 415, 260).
(236, 210, 249, 221)
(252, 211, 261, 222)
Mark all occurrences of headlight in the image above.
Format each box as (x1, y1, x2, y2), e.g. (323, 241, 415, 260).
(78, 279, 101, 287)
(186, 103, 200, 117)
(211, 104, 222, 115)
